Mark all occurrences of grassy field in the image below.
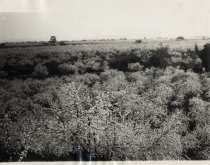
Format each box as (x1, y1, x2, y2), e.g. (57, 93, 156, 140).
(1, 38, 210, 52)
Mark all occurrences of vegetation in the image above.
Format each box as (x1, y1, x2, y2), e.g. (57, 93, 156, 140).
(135, 39, 142, 44)
(0, 40, 210, 161)
(49, 36, 57, 46)
(199, 43, 210, 72)
(176, 36, 185, 41)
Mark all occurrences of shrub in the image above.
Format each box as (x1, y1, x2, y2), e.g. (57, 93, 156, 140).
(128, 63, 143, 71)
(100, 69, 121, 81)
(199, 43, 210, 72)
(109, 50, 141, 71)
(33, 64, 49, 78)
(74, 62, 87, 74)
(58, 41, 68, 46)
(45, 59, 60, 75)
(0, 43, 6, 48)
(58, 63, 77, 75)
(4, 57, 34, 76)
(85, 61, 101, 72)
(36, 53, 50, 60)
(40, 42, 49, 46)
(135, 39, 142, 44)
(195, 43, 199, 55)
(33, 92, 54, 108)
(176, 36, 185, 41)
(76, 73, 100, 86)
(148, 47, 171, 68)
(101, 71, 127, 91)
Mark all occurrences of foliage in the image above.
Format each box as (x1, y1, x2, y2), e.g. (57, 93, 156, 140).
(58, 63, 77, 75)
(127, 63, 143, 71)
(0, 41, 210, 161)
(176, 36, 185, 40)
(32, 64, 49, 78)
(199, 43, 210, 71)
(109, 49, 141, 71)
(134, 40, 142, 44)
(49, 36, 57, 46)
(148, 47, 171, 68)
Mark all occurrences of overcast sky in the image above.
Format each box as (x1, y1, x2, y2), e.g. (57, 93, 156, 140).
(0, 0, 210, 42)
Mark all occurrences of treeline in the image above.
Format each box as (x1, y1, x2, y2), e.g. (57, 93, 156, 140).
(0, 41, 69, 49)
(0, 47, 203, 79)
(0, 46, 210, 161)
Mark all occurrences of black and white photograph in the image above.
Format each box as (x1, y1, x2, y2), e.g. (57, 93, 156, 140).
(1, 0, 210, 163)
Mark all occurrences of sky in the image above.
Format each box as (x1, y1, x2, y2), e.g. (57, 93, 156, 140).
(0, 0, 210, 42)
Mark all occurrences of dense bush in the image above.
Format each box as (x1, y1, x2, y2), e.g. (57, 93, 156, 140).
(199, 43, 210, 72)
(0, 43, 6, 48)
(176, 36, 185, 40)
(147, 47, 171, 68)
(127, 63, 143, 71)
(32, 64, 49, 78)
(109, 49, 141, 71)
(58, 41, 68, 46)
(0, 43, 210, 161)
(58, 63, 77, 75)
(134, 39, 142, 44)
